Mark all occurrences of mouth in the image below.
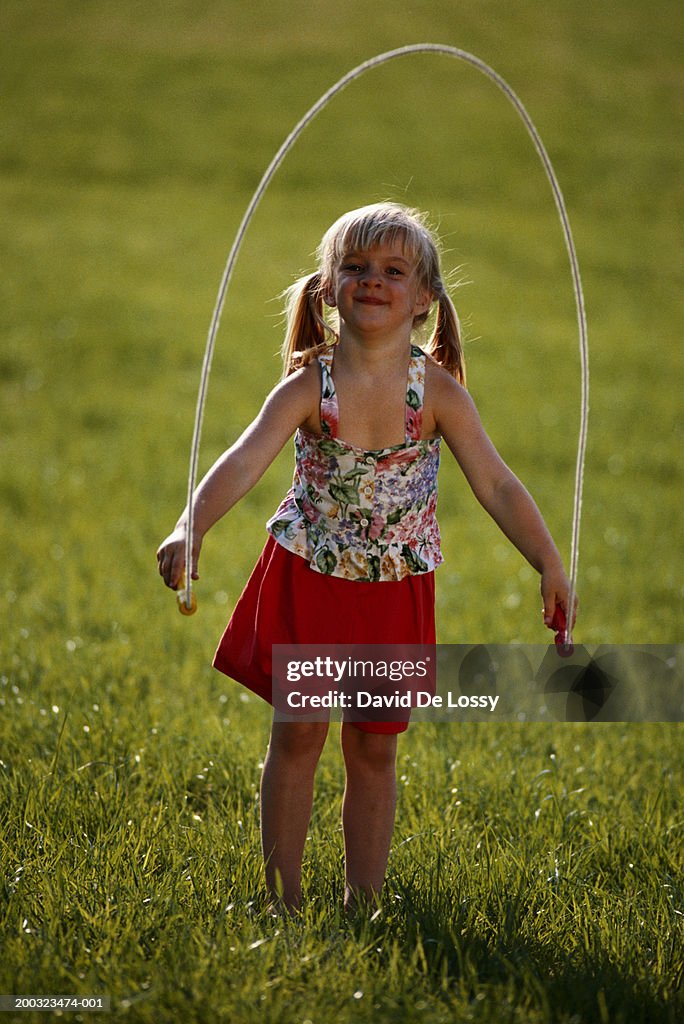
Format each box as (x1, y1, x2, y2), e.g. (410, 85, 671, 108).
(355, 296, 387, 306)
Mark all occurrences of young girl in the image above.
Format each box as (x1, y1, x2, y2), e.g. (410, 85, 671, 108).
(157, 202, 576, 913)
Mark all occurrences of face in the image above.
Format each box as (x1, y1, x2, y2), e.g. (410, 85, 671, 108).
(325, 241, 432, 341)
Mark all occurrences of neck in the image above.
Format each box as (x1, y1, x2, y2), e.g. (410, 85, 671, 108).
(335, 327, 413, 374)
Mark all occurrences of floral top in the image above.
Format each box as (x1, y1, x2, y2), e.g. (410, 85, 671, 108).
(266, 345, 443, 582)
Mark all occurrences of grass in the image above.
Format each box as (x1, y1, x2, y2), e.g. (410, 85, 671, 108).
(2, 691, 682, 1022)
(1, 0, 682, 1020)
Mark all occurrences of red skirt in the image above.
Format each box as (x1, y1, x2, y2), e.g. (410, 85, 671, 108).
(213, 535, 436, 733)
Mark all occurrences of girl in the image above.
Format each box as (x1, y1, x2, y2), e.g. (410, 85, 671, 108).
(157, 202, 576, 913)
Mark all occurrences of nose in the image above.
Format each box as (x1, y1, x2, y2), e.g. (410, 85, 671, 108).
(360, 264, 381, 286)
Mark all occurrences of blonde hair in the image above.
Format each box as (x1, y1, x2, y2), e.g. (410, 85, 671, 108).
(281, 202, 466, 384)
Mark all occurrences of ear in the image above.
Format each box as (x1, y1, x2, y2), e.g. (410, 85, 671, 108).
(322, 279, 337, 308)
(413, 288, 433, 317)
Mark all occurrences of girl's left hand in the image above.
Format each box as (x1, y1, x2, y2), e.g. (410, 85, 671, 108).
(541, 567, 578, 631)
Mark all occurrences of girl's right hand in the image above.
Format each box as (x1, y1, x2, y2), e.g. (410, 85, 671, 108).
(156, 527, 200, 591)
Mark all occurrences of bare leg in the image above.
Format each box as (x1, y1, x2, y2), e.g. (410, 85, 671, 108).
(340, 723, 398, 911)
(260, 718, 329, 911)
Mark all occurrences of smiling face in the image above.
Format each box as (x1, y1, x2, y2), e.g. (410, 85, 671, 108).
(325, 241, 432, 342)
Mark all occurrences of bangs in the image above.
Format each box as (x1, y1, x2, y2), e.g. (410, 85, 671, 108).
(319, 203, 436, 281)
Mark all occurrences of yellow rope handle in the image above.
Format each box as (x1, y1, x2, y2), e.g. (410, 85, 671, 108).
(176, 570, 197, 616)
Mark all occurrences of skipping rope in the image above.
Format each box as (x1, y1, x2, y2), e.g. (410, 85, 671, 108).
(177, 44, 588, 650)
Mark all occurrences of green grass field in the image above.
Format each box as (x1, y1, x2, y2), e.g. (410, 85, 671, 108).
(1, 1, 682, 1021)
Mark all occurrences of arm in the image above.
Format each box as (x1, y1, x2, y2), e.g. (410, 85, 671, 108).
(157, 364, 319, 590)
(431, 369, 577, 628)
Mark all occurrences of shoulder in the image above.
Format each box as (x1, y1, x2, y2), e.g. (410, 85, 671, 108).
(253, 361, 319, 422)
(277, 360, 321, 399)
(257, 360, 321, 435)
(423, 354, 475, 433)
(424, 353, 463, 393)
(270, 362, 321, 401)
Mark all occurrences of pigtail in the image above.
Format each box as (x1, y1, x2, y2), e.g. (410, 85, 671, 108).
(280, 272, 337, 377)
(425, 288, 466, 387)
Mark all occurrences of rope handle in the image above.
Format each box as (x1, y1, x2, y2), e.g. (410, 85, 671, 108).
(176, 570, 197, 616)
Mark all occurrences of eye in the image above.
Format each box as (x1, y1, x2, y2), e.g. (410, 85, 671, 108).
(386, 266, 404, 276)
(342, 262, 364, 273)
